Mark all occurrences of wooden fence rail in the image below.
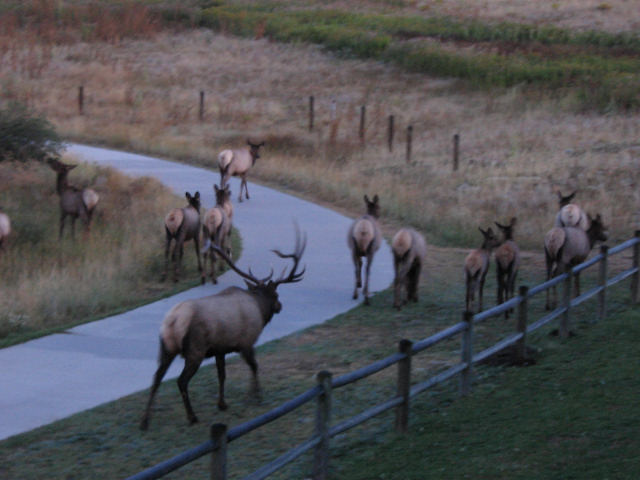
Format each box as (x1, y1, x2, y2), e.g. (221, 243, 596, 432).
(126, 231, 640, 480)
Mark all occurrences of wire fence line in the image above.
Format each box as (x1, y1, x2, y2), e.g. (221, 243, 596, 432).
(126, 231, 640, 480)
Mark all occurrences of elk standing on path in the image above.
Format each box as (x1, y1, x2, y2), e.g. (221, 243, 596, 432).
(140, 225, 306, 430)
(494, 217, 520, 318)
(218, 140, 265, 202)
(464, 227, 500, 313)
(555, 190, 589, 230)
(391, 227, 427, 309)
(0, 210, 10, 253)
(201, 188, 232, 284)
(47, 157, 99, 239)
(161, 191, 204, 284)
(348, 194, 382, 306)
(544, 213, 608, 310)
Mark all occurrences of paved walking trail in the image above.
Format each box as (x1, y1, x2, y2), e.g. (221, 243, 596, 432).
(0, 144, 393, 441)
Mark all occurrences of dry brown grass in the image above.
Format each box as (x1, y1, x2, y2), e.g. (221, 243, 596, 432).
(1, 27, 638, 249)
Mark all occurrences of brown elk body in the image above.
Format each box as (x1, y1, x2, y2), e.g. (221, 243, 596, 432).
(140, 226, 306, 430)
(464, 227, 500, 313)
(554, 191, 589, 230)
(0, 211, 10, 253)
(161, 191, 204, 283)
(47, 158, 99, 239)
(544, 213, 608, 310)
(347, 195, 381, 305)
(201, 187, 232, 284)
(218, 140, 265, 202)
(391, 228, 427, 309)
(494, 217, 520, 318)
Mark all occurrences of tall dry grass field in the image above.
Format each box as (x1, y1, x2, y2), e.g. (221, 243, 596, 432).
(0, 160, 197, 345)
(1, 3, 638, 251)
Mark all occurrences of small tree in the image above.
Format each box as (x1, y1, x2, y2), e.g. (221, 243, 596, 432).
(0, 103, 64, 162)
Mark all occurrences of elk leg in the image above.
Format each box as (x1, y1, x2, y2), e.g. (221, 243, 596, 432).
(408, 262, 420, 303)
(238, 178, 245, 202)
(70, 216, 77, 240)
(193, 234, 204, 285)
(352, 253, 362, 299)
(243, 174, 250, 200)
(574, 272, 581, 298)
(545, 250, 553, 310)
(177, 357, 203, 425)
(161, 231, 171, 282)
(479, 270, 488, 312)
(241, 348, 262, 401)
(215, 354, 228, 411)
(363, 254, 374, 306)
(140, 342, 176, 430)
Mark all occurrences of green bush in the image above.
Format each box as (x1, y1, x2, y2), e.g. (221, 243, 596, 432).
(0, 103, 63, 162)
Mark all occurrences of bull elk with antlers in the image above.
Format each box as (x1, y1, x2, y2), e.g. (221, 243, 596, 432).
(140, 224, 307, 430)
(47, 157, 99, 239)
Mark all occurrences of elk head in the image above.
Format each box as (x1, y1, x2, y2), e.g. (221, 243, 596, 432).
(214, 183, 231, 206)
(557, 191, 576, 208)
(247, 139, 265, 164)
(495, 217, 517, 241)
(364, 194, 380, 218)
(185, 191, 201, 211)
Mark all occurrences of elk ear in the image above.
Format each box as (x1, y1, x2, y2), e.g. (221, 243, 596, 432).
(364, 194, 370, 204)
(478, 227, 486, 236)
(372, 194, 379, 204)
(214, 184, 220, 193)
(567, 191, 576, 201)
(510, 217, 517, 226)
(185, 192, 191, 200)
(194, 191, 200, 199)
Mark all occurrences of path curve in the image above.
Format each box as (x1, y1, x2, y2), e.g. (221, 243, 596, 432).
(0, 144, 393, 441)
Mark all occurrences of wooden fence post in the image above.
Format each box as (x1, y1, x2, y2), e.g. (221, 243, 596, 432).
(309, 96, 314, 132)
(560, 269, 573, 339)
(210, 423, 228, 480)
(395, 339, 413, 434)
(632, 230, 640, 303)
(516, 286, 528, 363)
(453, 133, 460, 171)
(313, 370, 332, 480)
(598, 245, 609, 322)
(359, 105, 366, 144)
(406, 125, 413, 163)
(387, 115, 394, 152)
(460, 311, 474, 396)
(199, 90, 205, 122)
(78, 86, 84, 115)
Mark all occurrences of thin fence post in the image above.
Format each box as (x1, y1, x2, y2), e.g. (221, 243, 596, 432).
(632, 230, 640, 303)
(516, 286, 529, 363)
(453, 133, 460, 171)
(395, 339, 413, 434)
(560, 269, 573, 339)
(460, 311, 474, 396)
(309, 95, 314, 132)
(210, 423, 228, 480)
(313, 370, 332, 480)
(359, 105, 366, 144)
(387, 115, 394, 152)
(199, 90, 205, 122)
(598, 245, 609, 322)
(78, 86, 84, 115)
(406, 125, 413, 163)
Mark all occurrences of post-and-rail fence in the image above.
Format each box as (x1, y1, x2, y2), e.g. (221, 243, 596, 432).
(126, 232, 640, 480)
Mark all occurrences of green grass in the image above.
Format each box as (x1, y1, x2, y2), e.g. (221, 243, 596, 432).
(0, 242, 637, 479)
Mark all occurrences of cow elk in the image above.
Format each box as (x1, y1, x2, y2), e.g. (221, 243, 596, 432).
(494, 217, 520, 318)
(161, 191, 204, 284)
(140, 225, 306, 430)
(464, 227, 500, 313)
(348, 194, 382, 305)
(555, 190, 589, 230)
(47, 157, 99, 239)
(218, 140, 265, 202)
(0, 210, 10, 253)
(201, 192, 231, 284)
(391, 227, 427, 309)
(544, 213, 608, 310)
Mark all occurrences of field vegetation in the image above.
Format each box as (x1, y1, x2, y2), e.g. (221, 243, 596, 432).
(0, 159, 210, 346)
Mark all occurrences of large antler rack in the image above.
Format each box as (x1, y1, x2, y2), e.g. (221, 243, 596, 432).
(271, 222, 307, 287)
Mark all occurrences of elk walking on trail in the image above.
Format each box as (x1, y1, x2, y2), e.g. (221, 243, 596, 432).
(464, 227, 500, 313)
(494, 217, 521, 318)
(391, 227, 427, 309)
(0, 210, 10, 253)
(141, 225, 306, 430)
(544, 213, 608, 310)
(161, 191, 204, 284)
(218, 140, 265, 202)
(47, 157, 99, 239)
(348, 194, 382, 306)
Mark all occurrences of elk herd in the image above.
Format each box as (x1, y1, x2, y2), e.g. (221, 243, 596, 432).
(0, 142, 610, 429)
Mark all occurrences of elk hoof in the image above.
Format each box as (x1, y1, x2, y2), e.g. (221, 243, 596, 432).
(218, 401, 228, 411)
(364, 297, 370, 306)
(352, 292, 358, 300)
(140, 418, 149, 431)
(189, 415, 199, 425)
